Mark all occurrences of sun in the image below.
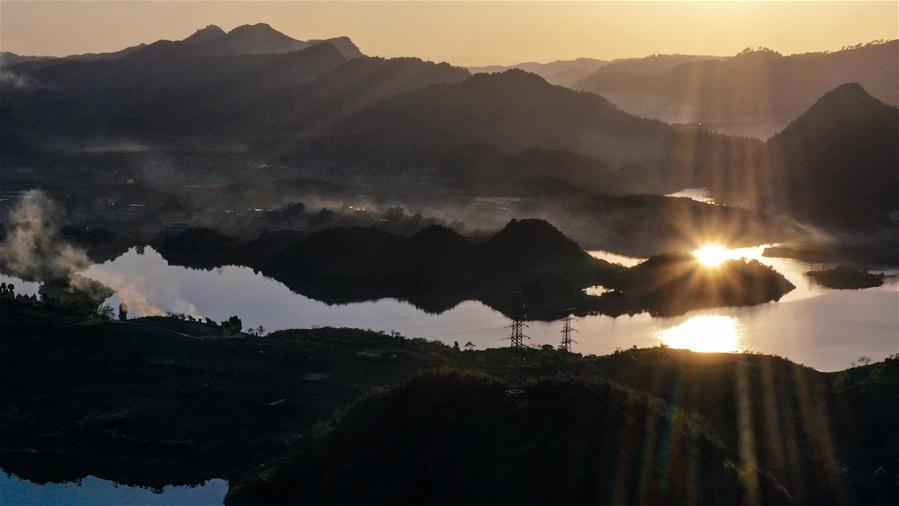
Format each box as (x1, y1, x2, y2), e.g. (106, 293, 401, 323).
(693, 244, 731, 267)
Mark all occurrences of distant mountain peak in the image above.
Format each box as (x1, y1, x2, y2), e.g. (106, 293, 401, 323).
(788, 82, 885, 125)
(488, 218, 580, 252)
(472, 69, 548, 87)
(122, 22, 363, 60)
(766, 82, 898, 223)
(228, 23, 282, 36)
(183, 24, 226, 45)
(819, 82, 873, 102)
(223, 23, 298, 45)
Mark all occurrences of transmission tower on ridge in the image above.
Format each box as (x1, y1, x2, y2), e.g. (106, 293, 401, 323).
(560, 312, 577, 353)
(559, 310, 578, 378)
(510, 317, 528, 351)
(507, 295, 529, 352)
(506, 298, 530, 394)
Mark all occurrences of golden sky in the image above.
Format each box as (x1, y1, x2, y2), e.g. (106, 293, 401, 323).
(1, 1, 896, 66)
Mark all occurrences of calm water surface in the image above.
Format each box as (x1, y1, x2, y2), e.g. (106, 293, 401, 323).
(2, 245, 897, 502)
(9, 246, 882, 372)
(0, 474, 226, 505)
(3, 246, 897, 371)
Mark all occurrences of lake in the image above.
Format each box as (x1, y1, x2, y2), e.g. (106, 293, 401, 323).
(2, 245, 897, 503)
(0, 474, 226, 505)
(5, 245, 895, 372)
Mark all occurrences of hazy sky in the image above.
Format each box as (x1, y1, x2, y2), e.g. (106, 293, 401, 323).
(2, 1, 896, 66)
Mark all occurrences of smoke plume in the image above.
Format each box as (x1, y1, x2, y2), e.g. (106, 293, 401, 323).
(0, 190, 91, 281)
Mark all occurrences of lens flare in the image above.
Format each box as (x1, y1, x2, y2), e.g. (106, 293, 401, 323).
(692, 244, 767, 267)
(693, 244, 731, 267)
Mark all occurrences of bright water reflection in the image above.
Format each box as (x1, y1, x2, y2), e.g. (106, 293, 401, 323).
(660, 315, 742, 352)
(3, 246, 897, 371)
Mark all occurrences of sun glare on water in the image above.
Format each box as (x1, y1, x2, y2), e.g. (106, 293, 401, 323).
(660, 315, 742, 352)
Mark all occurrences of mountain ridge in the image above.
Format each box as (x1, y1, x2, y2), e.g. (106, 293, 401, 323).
(577, 40, 898, 137)
(124, 23, 363, 61)
(469, 57, 607, 87)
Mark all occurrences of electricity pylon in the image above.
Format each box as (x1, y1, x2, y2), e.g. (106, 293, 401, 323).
(506, 301, 529, 394)
(560, 313, 577, 352)
(559, 310, 578, 378)
(510, 317, 528, 351)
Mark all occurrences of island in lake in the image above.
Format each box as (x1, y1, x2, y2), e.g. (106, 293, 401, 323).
(150, 219, 794, 319)
(807, 266, 886, 290)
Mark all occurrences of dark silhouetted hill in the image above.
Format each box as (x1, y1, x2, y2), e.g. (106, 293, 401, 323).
(257, 56, 470, 135)
(807, 266, 886, 289)
(227, 371, 790, 506)
(126, 23, 362, 61)
(598, 254, 795, 316)
(3, 24, 361, 74)
(761, 83, 899, 225)
(154, 220, 615, 318)
(9, 42, 350, 136)
(481, 218, 598, 279)
(0, 52, 55, 68)
(4, 46, 466, 140)
(4, 31, 894, 233)
(328, 69, 761, 191)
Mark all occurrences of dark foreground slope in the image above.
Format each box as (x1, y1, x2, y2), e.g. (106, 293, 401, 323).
(1, 303, 896, 505)
(230, 353, 899, 506)
(0, 304, 454, 487)
(230, 372, 787, 506)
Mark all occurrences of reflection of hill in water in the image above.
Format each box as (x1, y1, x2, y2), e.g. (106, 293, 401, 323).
(151, 220, 794, 320)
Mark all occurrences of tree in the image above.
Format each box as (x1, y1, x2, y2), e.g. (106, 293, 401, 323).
(95, 305, 115, 321)
(222, 315, 243, 335)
